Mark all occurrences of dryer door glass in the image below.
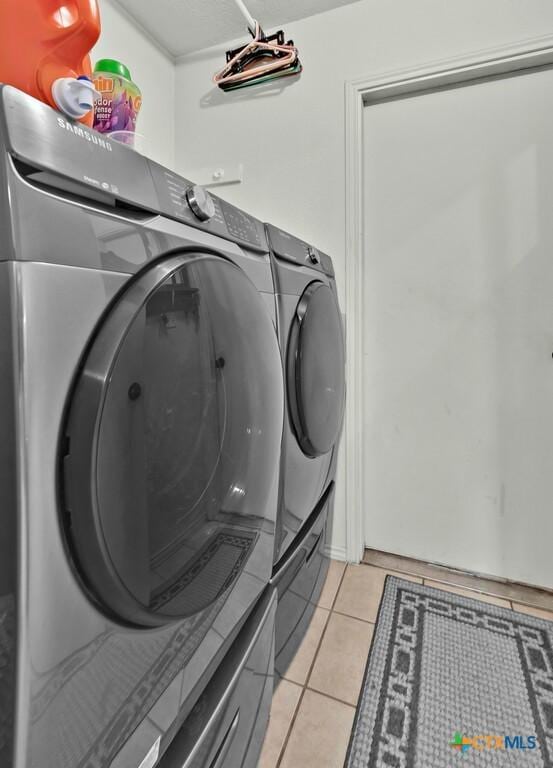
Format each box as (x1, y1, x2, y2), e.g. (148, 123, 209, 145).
(62, 253, 283, 626)
(288, 282, 345, 457)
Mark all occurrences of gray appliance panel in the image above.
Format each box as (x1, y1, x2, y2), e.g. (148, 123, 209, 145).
(0, 85, 159, 212)
(266, 223, 334, 277)
(269, 225, 344, 561)
(3, 157, 275, 294)
(10, 260, 279, 768)
(156, 588, 276, 768)
(272, 489, 331, 680)
(273, 291, 335, 561)
(149, 161, 267, 252)
(0, 263, 17, 768)
(272, 257, 335, 297)
(0, 86, 268, 254)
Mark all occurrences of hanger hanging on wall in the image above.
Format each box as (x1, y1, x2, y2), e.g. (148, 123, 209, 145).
(213, 0, 302, 91)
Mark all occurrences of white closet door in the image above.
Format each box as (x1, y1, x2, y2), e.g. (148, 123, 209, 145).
(363, 66, 553, 588)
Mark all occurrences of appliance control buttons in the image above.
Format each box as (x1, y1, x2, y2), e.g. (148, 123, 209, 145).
(185, 184, 215, 221)
(307, 246, 321, 264)
(222, 205, 261, 246)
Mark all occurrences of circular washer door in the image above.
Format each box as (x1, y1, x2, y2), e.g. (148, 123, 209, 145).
(61, 253, 283, 627)
(287, 281, 345, 457)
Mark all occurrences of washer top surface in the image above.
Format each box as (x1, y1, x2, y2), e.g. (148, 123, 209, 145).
(0, 85, 269, 271)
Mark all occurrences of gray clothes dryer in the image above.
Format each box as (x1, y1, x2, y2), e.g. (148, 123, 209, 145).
(266, 224, 345, 679)
(0, 86, 283, 768)
(267, 224, 345, 563)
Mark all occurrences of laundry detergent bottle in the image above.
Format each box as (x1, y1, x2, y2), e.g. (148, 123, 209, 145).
(0, 0, 101, 125)
(93, 59, 142, 142)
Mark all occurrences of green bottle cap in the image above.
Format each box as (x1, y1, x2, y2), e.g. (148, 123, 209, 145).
(94, 59, 132, 81)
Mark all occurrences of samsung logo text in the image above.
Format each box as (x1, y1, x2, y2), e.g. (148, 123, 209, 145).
(56, 118, 113, 151)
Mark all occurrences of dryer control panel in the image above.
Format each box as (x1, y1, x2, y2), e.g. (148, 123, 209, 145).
(265, 224, 334, 276)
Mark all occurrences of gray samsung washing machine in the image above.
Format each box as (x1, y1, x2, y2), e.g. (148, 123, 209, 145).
(266, 224, 345, 680)
(0, 86, 283, 768)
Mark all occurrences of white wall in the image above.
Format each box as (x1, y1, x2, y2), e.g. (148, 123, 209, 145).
(174, 0, 553, 560)
(94, 0, 175, 167)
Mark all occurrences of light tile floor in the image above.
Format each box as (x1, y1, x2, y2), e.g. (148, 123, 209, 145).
(258, 551, 553, 768)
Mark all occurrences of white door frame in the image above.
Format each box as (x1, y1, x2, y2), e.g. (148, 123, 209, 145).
(343, 33, 553, 563)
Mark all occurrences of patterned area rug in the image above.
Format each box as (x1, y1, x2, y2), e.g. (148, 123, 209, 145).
(345, 576, 553, 767)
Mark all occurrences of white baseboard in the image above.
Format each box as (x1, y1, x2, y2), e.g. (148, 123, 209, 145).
(324, 543, 347, 562)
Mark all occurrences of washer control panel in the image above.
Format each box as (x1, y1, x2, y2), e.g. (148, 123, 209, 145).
(149, 161, 267, 252)
(151, 166, 226, 228)
(0, 87, 268, 253)
(219, 200, 262, 247)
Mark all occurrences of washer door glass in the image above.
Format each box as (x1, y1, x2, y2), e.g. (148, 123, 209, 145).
(288, 281, 345, 457)
(62, 253, 283, 626)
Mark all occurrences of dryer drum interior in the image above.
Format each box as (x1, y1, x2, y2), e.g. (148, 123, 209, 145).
(60, 251, 283, 628)
(286, 280, 346, 458)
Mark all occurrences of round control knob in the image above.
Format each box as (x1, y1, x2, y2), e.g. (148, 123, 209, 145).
(185, 185, 215, 221)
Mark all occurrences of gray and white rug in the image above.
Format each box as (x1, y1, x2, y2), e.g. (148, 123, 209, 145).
(345, 576, 553, 767)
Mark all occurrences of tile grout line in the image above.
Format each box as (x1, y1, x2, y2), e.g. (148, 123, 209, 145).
(331, 608, 376, 626)
(304, 562, 388, 710)
(423, 575, 506, 602)
(396, 563, 514, 601)
(361, 554, 483, 583)
(328, 563, 349, 612)
(423, 577, 514, 606)
(304, 563, 350, 683)
(281, 563, 351, 686)
(274, 563, 349, 768)
(274, 685, 307, 768)
(305, 685, 357, 710)
(400, 568, 542, 619)
(364, 554, 553, 611)
(361, 559, 434, 580)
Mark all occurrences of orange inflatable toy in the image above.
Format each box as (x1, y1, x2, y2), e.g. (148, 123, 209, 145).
(0, 0, 101, 126)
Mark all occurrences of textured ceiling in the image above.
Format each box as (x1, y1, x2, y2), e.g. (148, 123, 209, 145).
(112, 0, 361, 58)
